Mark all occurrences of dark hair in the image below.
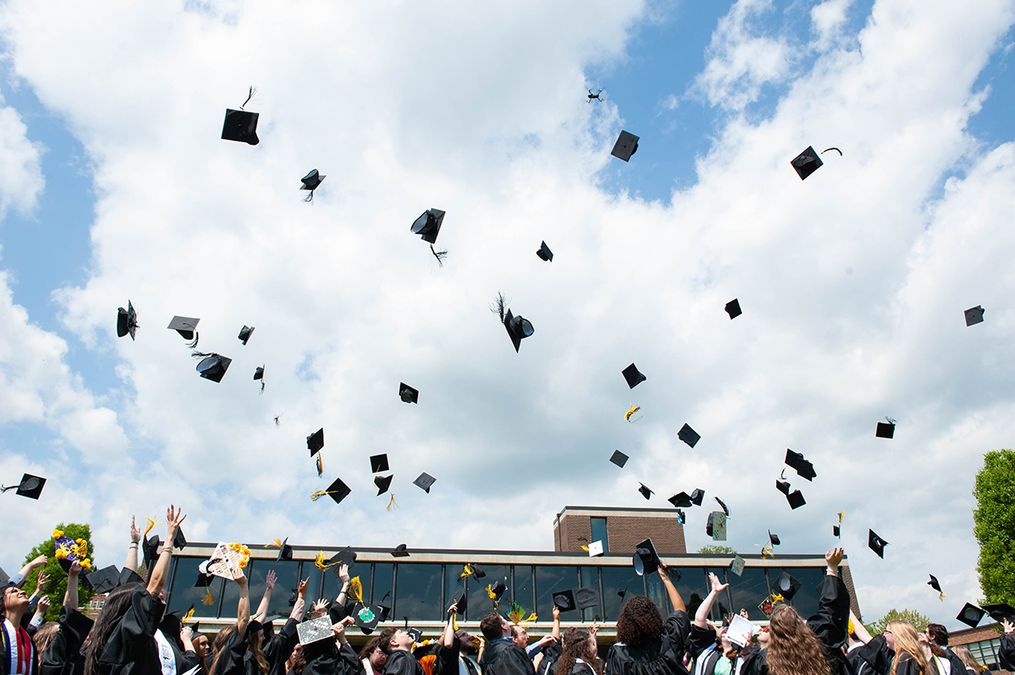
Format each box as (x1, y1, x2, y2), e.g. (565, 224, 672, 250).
(360, 636, 384, 660)
(554, 627, 599, 675)
(84, 582, 144, 675)
(378, 627, 398, 654)
(480, 612, 504, 641)
(615, 596, 663, 648)
(927, 624, 949, 647)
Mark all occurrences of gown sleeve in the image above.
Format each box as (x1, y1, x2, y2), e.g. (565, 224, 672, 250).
(688, 624, 718, 660)
(1000, 635, 1015, 672)
(305, 640, 370, 675)
(853, 635, 894, 675)
(263, 618, 300, 675)
(97, 586, 166, 672)
(40, 607, 94, 675)
(805, 575, 850, 651)
(211, 627, 250, 675)
(434, 642, 462, 675)
(738, 645, 768, 675)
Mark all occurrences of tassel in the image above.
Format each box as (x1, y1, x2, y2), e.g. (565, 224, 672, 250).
(144, 518, 157, 537)
(202, 588, 214, 605)
(316, 455, 324, 477)
(185, 333, 199, 349)
(349, 577, 363, 603)
(625, 404, 641, 423)
(430, 245, 448, 267)
(386, 494, 398, 510)
(266, 539, 282, 549)
(240, 86, 255, 110)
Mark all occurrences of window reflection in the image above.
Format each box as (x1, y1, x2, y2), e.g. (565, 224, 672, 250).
(469, 565, 510, 623)
(645, 568, 701, 617)
(395, 563, 442, 621)
(535, 566, 579, 620)
(727, 567, 770, 621)
(301, 566, 324, 606)
(703, 568, 733, 621)
(513, 566, 534, 612)
(374, 563, 394, 607)
(247, 560, 303, 618)
(600, 566, 645, 621)
(167, 557, 222, 618)
(579, 567, 600, 622)
(321, 561, 372, 609)
(782, 567, 827, 619)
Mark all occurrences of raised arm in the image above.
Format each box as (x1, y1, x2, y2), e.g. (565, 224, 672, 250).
(253, 570, 277, 623)
(124, 516, 141, 572)
(13, 555, 47, 587)
(147, 505, 186, 596)
(65, 561, 82, 609)
(236, 568, 251, 638)
(850, 610, 873, 644)
(290, 577, 309, 622)
(335, 564, 351, 605)
(551, 605, 561, 640)
(806, 548, 849, 651)
(441, 602, 458, 648)
(695, 572, 729, 628)
(658, 562, 686, 613)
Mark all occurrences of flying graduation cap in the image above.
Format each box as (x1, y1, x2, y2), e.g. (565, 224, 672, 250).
(785, 449, 816, 481)
(622, 363, 646, 389)
(536, 241, 553, 262)
(374, 475, 392, 495)
(575, 587, 598, 611)
(983, 604, 1015, 624)
(678, 424, 700, 448)
(768, 531, 780, 547)
(312, 477, 351, 505)
(725, 299, 742, 320)
(868, 529, 888, 558)
(690, 488, 705, 506)
(117, 301, 138, 340)
(610, 450, 629, 468)
(611, 131, 639, 162)
(273, 537, 294, 562)
(786, 490, 806, 510)
(928, 575, 945, 601)
(706, 511, 727, 540)
(168, 316, 200, 347)
(238, 326, 255, 345)
(774, 571, 802, 601)
(956, 603, 985, 628)
(492, 293, 534, 353)
(221, 87, 260, 145)
(668, 492, 693, 508)
(638, 483, 653, 500)
(307, 428, 324, 456)
(552, 590, 576, 612)
(1, 473, 46, 500)
(370, 454, 389, 473)
(254, 366, 265, 392)
(632, 538, 660, 576)
(833, 511, 844, 538)
(715, 497, 730, 517)
(300, 170, 325, 202)
(965, 306, 985, 326)
(790, 146, 823, 180)
(413, 473, 436, 493)
(399, 383, 419, 404)
(193, 353, 231, 383)
(876, 419, 895, 439)
(391, 544, 410, 557)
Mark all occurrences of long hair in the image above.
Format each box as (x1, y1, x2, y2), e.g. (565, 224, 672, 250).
(952, 646, 985, 674)
(84, 582, 144, 675)
(615, 595, 663, 648)
(360, 636, 383, 660)
(209, 624, 236, 675)
(249, 630, 269, 674)
(554, 627, 600, 675)
(888, 621, 931, 675)
(766, 604, 831, 675)
(32, 621, 60, 655)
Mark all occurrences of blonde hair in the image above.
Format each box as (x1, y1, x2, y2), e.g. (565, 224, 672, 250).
(765, 605, 831, 675)
(952, 646, 985, 674)
(32, 621, 60, 655)
(888, 621, 931, 675)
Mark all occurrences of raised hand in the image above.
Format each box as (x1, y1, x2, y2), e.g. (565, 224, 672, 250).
(826, 547, 844, 571)
(37, 596, 50, 614)
(69, 561, 82, 576)
(29, 555, 47, 569)
(166, 505, 186, 540)
(708, 572, 729, 594)
(36, 570, 49, 591)
(297, 577, 309, 599)
(266, 570, 277, 591)
(339, 564, 350, 584)
(131, 516, 141, 544)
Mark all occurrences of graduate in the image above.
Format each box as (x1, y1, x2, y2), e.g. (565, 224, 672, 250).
(206, 560, 254, 675)
(478, 612, 534, 675)
(38, 560, 91, 675)
(380, 627, 425, 675)
(688, 573, 734, 675)
(258, 575, 310, 675)
(551, 625, 601, 675)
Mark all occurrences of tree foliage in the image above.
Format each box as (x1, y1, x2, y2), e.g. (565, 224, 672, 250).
(863, 608, 931, 636)
(21, 522, 96, 622)
(698, 545, 737, 555)
(974, 450, 1015, 606)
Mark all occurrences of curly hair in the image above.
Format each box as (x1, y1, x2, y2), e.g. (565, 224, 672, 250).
(554, 627, 600, 675)
(889, 621, 932, 675)
(765, 604, 831, 675)
(360, 636, 384, 660)
(615, 595, 663, 648)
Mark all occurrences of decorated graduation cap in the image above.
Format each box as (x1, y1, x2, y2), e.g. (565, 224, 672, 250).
(588, 540, 604, 556)
(928, 575, 945, 601)
(725, 299, 742, 319)
(399, 383, 419, 404)
(413, 472, 436, 493)
(965, 306, 985, 326)
(391, 544, 410, 557)
(374, 474, 393, 495)
(678, 424, 700, 448)
(611, 131, 639, 162)
(353, 603, 383, 633)
(610, 450, 629, 468)
(117, 301, 138, 340)
(790, 146, 823, 180)
(876, 419, 895, 439)
(536, 241, 553, 262)
(668, 492, 693, 508)
(238, 326, 255, 345)
(1, 473, 46, 500)
(168, 316, 200, 347)
(956, 603, 986, 628)
(552, 589, 576, 612)
(52, 530, 91, 573)
(707, 511, 727, 540)
(868, 529, 888, 558)
(193, 353, 231, 383)
(622, 363, 646, 389)
(730, 556, 746, 577)
(576, 587, 598, 611)
(633, 538, 660, 576)
(715, 497, 730, 517)
(774, 571, 802, 601)
(312, 477, 351, 505)
(222, 88, 260, 145)
(307, 428, 324, 456)
(638, 483, 653, 500)
(300, 170, 325, 202)
(785, 449, 816, 481)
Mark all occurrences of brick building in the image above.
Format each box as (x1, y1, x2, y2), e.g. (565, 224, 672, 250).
(553, 505, 687, 555)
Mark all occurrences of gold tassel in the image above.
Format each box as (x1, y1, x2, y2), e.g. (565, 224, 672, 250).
(625, 404, 640, 422)
(144, 517, 157, 537)
(386, 494, 398, 510)
(311, 490, 342, 502)
(349, 577, 363, 604)
(202, 588, 214, 605)
(266, 539, 282, 549)
(184, 605, 195, 622)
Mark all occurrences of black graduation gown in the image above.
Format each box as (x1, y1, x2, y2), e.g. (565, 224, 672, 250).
(604, 610, 690, 675)
(302, 639, 362, 675)
(212, 627, 251, 675)
(1000, 635, 1015, 672)
(385, 650, 427, 675)
(433, 643, 461, 675)
(739, 575, 853, 675)
(538, 641, 562, 675)
(688, 625, 722, 675)
(262, 618, 299, 675)
(39, 608, 93, 675)
(480, 638, 537, 675)
(92, 586, 166, 675)
(851, 635, 893, 675)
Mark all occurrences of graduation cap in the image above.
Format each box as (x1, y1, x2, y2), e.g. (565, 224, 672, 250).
(300, 170, 325, 202)
(611, 130, 639, 162)
(868, 529, 888, 558)
(707, 511, 727, 540)
(786, 490, 806, 509)
(371, 454, 389, 473)
(167, 316, 200, 344)
(774, 571, 802, 601)
(638, 483, 653, 500)
(307, 428, 324, 456)
(785, 449, 816, 481)
(678, 424, 700, 448)
(928, 575, 945, 600)
(552, 590, 576, 611)
(965, 306, 985, 326)
(715, 497, 730, 517)
(461, 563, 486, 579)
(194, 353, 231, 383)
(488, 580, 507, 604)
(725, 299, 742, 320)
(768, 531, 780, 547)
(275, 537, 293, 562)
(83, 565, 121, 594)
(622, 363, 646, 389)
(610, 450, 629, 468)
(332, 547, 356, 569)
(730, 556, 746, 577)
(687, 489, 704, 506)
(391, 544, 409, 557)
(876, 421, 895, 439)
(983, 604, 1015, 623)
(143, 534, 160, 570)
(633, 538, 660, 576)
(617, 587, 627, 599)
(399, 383, 419, 404)
(353, 604, 381, 632)
(296, 616, 334, 646)
(956, 603, 986, 628)
(536, 241, 553, 262)
(374, 474, 392, 495)
(117, 301, 138, 340)
(668, 492, 693, 508)
(575, 587, 598, 611)
(222, 89, 260, 146)
(588, 541, 604, 556)
(413, 472, 436, 493)
(1, 474, 46, 500)
(440, 581, 466, 614)
(411, 208, 446, 245)
(313, 477, 351, 505)
(790, 146, 823, 180)
(503, 308, 534, 353)
(776, 480, 791, 495)
(238, 326, 255, 345)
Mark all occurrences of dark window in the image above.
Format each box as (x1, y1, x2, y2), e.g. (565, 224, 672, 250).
(301, 566, 324, 605)
(727, 567, 770, 621)
(590, 518, 609, 553)
(395, 563, 443, 621)
(513, 566, 534, 611)
(780, 567, 828, 619)
(373, 563, 394, 607)
(600, 565, 645, 621)
(322, 561, 372, 609)
(535, 566, 579, 620)
(167, 556, 222, 618)
(703, 567, 734, 621)
(646, 567, 703, 617)
(220, 559, 253, 620)
(579, 566, 601, 621)
(466, 565, 511, 623)
(247, 560, 303, 618)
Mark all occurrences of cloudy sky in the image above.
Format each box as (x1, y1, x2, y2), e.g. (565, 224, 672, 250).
(1, 0, 1013, 629)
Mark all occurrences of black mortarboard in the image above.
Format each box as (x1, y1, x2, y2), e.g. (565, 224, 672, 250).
(690, 488, 705, 506)
(776, 480, 791, 495)
(956, 603, 985, 628)
(774, 571, 801, 601)
(413, 472, 436, 493)
(668, 492, 693, 508)
(965, 306, 985, 326)
(633, 538, 660, 576)
(785, 449, 816, 480)
(552, 590, 576, 611)
(222, 108, 260, 145)
(610, 450, 629, 468)
(4, 474, 46, 500)
(391, 544, 409, 557)
(622, 363, 646, 389)
(374, 474, 392, 495)
(120, 568, 143, 587)
(143, 534, 160, 570)
(715, 497, 730, 517)
(334, 547, 357, 568)
(84, 565, 121, 594)
(307, 428, 324, 456)
(195, 353, 231, 383)
(411, 209, 446, 244)
(238, 326, 255, 345)
(167, 316, 199, 341)
(611, 131, 639, 162)
(254, 366, 265, 382)
(536, 241, 553, 262)
(466, 564, 486, 578)
(399, 383, 418, 404)
(503, 309, 534, 353)
(276, 537, 293, 562)
(928, 575, 942, 594)
(678, 424, 700, 448)
(791, 146, 823, 180)
(323, 477, 351, 505)
(832, 524, 841, 538)
(194, 570, 213, 587)
(371, 454, 389, 473)
(638, 483, 653, 500)
(117, 301, 138, 340)
(449, 584, 468, 614)
(725, 299, 742, 320)
(769, 531, 780, 546)
(575, 587, 598, 611)
(617, 587, 627, 599)
(983, 604, 1015, 623)
(868, 529, 888, 558)
(876, 422, 895, 439)
(787, 490, 806, 509)
(300, 170, 326, 201)
(675, 508, 686, 525)
(174, 528, 186, 550)
(489, 580, 507, 603)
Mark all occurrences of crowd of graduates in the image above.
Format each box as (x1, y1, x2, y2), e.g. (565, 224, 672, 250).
(4, 506, 1015, 675)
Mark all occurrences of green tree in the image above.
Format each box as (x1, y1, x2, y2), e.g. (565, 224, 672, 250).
(698, 545, 737, 555)
(974, 450, 1015, 606)
(863, 608, 931, 636)
(21, 523, 96, 622)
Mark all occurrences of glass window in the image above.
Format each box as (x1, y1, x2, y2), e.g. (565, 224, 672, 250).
(579, 567, 600, 622)
(395, 563, 442, 621)
(535, 566, 579, 620)
(301, 566, 324, 605)
(468, 565, 511, 623)
(646, 567, 703, 617)
(600, 566, 644, 621)
(247, 560, 303, 618)
(675, 567, 708, 619)
(513, 566, 534, 611)
(220, 559, 252, 620)
(373, 563, 394, 607)
(167, 556, 222, 618)
(727, 567, 770, 621)
(590, 518, 609, 553)
(703, 568, 733, 621)
(322, 562, 372, 608)
(779, 567, 827, 619)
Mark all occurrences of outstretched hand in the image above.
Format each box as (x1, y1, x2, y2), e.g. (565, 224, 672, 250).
(36, 570, 49, 591)
(826, 547, 844, 571)
(265, 570, 277, 591)
(339, 564, 350, 584)
(297, 577, 309, 599)
(1003, 618, 1014, 635)
(166, 505, 186, 540)
(37, 596, 50, 614)
(709, 572, 729, 594)
(130, 516, 141, 544)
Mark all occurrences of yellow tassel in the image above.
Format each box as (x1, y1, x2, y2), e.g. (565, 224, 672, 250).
(144, 518, 157, 537)
(460, 565, 472, 579)
(386, 495, 398, 510)
(202, 589, 214, 605)
(184, 606, 195, 622)
(311, 490, 341, 502)
(486, 584, 496, 600)
(523, 612, 537, 624)
(266, 539, 282, 549)
(625, 404, 640, 422)
(581, 545, 589, 552)
(939, 592, 947, 602)
(349, 577, 363, 603)
(316, 455, 324, 476)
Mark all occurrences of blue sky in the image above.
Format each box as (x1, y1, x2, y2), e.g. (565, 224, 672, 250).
(1, 0, 1015, 631)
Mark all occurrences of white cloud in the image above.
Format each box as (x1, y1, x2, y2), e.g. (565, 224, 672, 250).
(0, 92, 43, 219)
(811, 0, 855, 50)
